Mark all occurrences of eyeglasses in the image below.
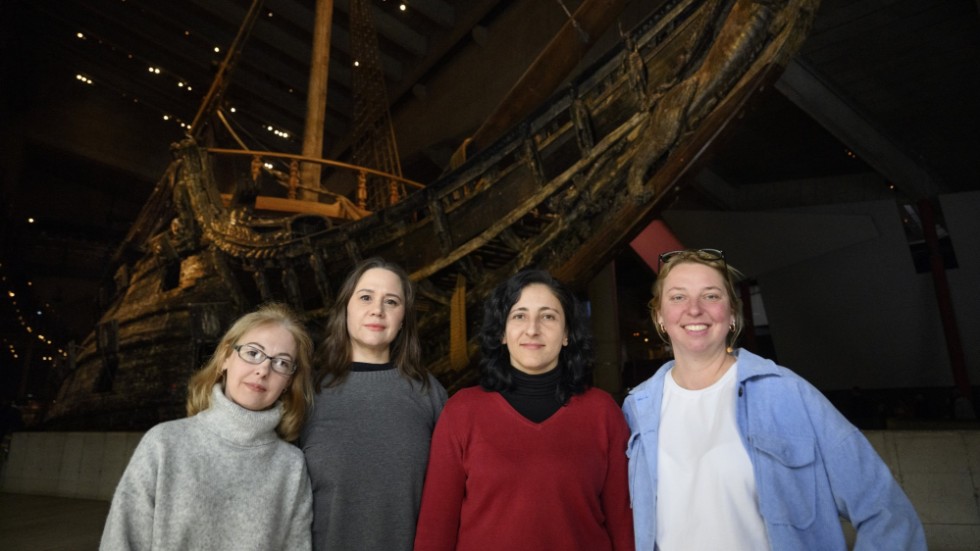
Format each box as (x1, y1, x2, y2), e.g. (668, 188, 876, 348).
(233, 344, 296, 375)
(658, 248, 727, 272)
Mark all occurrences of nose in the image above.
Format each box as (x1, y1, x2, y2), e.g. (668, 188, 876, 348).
(525, 317, 541, 336)
(686, 298, 703, 314)
(253, 359, 272, 376)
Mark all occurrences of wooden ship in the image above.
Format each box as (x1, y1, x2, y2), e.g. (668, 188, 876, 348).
(44, 0, 819, 430)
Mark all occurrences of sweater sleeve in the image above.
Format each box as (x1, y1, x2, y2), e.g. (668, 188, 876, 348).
(413, 400, 465, 551)
(600, 399, 636, 551)
(801, 383, 926, 551)
(100, 431, 160, 550)
(282, 459, 314, 551)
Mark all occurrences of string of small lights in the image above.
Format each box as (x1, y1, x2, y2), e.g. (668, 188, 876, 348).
(0, 261, 70, 368)
(65, 1, 414, 149)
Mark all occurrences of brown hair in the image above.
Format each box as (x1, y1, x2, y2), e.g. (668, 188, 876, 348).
(314, 257, 429, 390)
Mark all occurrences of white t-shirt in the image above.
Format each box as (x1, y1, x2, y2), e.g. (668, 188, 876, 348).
(655, 362, 770, 550)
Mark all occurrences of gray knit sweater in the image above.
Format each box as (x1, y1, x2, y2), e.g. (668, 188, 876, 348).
(100, 385, 313, 550)
(301, 365, 447, 551)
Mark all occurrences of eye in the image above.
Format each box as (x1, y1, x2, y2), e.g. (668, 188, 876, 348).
(668, 294, 686, 303)
(703, 293, 723, 302)
(543, 313, 557, 321)
(510, 312, 525, 320)
(271, 357, 294, 372)
(241, 346, 264, 361)
(384, 298, 401, 307)
(358, 294, 372, 302)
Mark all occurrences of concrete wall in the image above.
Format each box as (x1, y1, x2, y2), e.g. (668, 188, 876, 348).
(2, 430, 978, 549)
(0, 432, 142, 501)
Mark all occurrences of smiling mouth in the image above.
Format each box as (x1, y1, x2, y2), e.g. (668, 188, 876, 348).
(246, 383, 267, 392)
(683, 324, 708, 331)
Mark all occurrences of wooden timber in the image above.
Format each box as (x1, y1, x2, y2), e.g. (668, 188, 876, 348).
(44, 0, 820, 429)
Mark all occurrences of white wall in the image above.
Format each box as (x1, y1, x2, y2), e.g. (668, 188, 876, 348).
(663, 191, 980, 391)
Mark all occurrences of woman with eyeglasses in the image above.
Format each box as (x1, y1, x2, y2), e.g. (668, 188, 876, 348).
(414, 269, 634, 551)
(623, 249, 925, 550)
(301, 257, 447, 551)
(101, 302, 315, 550)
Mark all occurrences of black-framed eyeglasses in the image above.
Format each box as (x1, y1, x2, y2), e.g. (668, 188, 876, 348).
(658, 248, 727, 272)
(233, 344, 296, 375)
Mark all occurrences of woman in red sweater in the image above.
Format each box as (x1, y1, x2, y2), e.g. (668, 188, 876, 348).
(414, 269, 634, 551)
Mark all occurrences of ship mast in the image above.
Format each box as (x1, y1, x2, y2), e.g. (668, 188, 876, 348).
(300, 0, 334, 200)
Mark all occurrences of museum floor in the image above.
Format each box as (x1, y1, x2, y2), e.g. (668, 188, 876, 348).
(0, 492, 109, 551)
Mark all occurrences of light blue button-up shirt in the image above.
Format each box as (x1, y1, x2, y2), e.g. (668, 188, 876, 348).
(622, 348, 926, 550)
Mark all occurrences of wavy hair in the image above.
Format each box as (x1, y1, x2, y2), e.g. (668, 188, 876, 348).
(479, 269, 593, 405)
(313, 257, 428, 390)
(186, 302, 314, 442)
(649, 249, 745, 349)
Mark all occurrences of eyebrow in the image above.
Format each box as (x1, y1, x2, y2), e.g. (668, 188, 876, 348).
(509, 305, 562, 314)
(243, 342, 293, 358)
(665, 285, 724, 293)
(356, 288, 403, 300)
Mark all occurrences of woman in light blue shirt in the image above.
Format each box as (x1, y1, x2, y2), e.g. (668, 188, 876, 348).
(623, 249, 925, 550)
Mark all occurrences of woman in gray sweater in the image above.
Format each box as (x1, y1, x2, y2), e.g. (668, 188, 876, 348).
(301, 257, 447, 551)
(100, 302, 315, 550)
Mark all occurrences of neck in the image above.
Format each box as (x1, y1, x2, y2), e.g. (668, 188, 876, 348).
(671, 347, 735, 390)
(351, 346, 391, 364)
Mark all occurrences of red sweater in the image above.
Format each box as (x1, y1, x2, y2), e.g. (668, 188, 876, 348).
(414, 386, 634, 551)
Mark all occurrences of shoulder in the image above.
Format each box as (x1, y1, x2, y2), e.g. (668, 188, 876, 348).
(443, 386, 494, 412)
(572, 388, 629, 427)
(272, 439, 308, 467)
(422, 373, 449, 400)
(625, 362, 671, 400)
(138, 417, 195, 447)
(575, 387, 620, 409)
(736, 349, 821, 396)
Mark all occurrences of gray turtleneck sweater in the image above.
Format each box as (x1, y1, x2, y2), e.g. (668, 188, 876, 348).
(100, 385, 312, 550)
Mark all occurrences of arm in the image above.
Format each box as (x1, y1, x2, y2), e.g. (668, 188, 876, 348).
(282, 460, 314, 551)
(99, 434, 159, 551)
(622, 394, 656, 551)
(803, 385, 926, 551)
(413, 405, 465, 551)
(601, 405, 636, 551)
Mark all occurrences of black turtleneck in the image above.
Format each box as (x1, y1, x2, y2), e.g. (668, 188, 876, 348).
(500, 366, 563, 423)
(351, 361, 395, 372)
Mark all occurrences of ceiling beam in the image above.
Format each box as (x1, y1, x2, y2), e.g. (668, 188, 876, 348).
(776, 58, 947, 200)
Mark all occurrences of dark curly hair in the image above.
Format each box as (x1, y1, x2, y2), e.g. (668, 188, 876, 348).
(479, 269, 593, 405)
(313, 257, 428, 391)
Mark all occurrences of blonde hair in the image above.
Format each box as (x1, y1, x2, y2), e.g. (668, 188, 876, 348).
(650, 250, 745, 350)
(186, 302, 314, 442)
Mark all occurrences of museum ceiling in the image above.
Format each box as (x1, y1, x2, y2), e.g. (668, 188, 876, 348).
(1, 0, 978, 399)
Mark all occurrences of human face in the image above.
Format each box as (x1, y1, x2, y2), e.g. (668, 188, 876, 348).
(503, 283, 568, 375)
(656, 262, 735, 358)
(222, 323, 295, 411)
(346, 268, 406, 363)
